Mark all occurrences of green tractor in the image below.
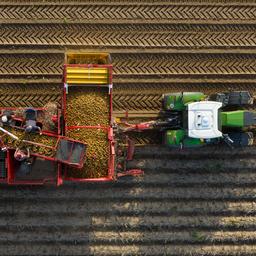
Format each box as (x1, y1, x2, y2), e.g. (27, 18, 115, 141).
(121, 91, 256, 148)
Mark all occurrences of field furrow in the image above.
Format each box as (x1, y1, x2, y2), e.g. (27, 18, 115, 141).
(1, 53, 256, 79)
(1, 24, 256, 50)
(0, 1, 255, 255)
(0, 3, 255, 24)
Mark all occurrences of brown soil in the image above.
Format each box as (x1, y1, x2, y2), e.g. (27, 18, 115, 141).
(2, 1, 256, 255)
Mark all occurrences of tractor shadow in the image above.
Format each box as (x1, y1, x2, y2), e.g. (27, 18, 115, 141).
(0, 144, 255, 255)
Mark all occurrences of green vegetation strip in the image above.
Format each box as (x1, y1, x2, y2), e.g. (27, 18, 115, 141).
(66, 128, 109, 178)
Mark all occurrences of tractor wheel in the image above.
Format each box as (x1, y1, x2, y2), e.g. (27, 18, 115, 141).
(227, 91, 254, 106)
(228, 132, 254, 147)
(209, 91, 253, 107)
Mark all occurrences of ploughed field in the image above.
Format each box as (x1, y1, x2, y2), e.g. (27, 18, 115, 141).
(1, 0, 256, 255)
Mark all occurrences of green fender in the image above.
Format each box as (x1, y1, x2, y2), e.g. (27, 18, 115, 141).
(163, 92, 206, 111)
(165, 129, 204, 148)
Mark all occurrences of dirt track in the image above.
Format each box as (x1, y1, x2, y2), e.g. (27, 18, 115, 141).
(1, 0, 256, 255)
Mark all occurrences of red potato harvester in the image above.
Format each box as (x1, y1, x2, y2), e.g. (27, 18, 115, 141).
(0, 52, 142, 186)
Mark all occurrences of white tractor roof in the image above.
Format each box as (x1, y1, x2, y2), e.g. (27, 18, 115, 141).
(188, 101, 223, 139)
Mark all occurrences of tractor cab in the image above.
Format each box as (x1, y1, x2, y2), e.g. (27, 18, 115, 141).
(164, 101, 224, 148)
(188, 101, 223, 139)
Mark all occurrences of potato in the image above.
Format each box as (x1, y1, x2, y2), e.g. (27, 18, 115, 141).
(66, 87, 110, 126)
(1, 127, 57, 157)
(66, 128, 109, 178)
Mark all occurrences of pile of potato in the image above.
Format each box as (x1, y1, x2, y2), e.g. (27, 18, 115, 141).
(1, 127, 57, 157)
(66, 128, 109, 178)
(66, 87, 110, 127)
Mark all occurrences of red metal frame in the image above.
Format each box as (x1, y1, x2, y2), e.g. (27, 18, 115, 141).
(0, 106, 87, 166)
(4, 134, 87, 185)
(62, 64, 115, 183)
(3, 132, 87, 167)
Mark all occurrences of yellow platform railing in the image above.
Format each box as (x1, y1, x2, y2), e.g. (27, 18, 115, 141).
(65, 66, 109, 85)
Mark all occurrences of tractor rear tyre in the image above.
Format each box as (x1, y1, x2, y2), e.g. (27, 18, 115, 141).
(228, 132, 254, 147)
(209, 91, 253, 107)
(228, 91, 253, 106)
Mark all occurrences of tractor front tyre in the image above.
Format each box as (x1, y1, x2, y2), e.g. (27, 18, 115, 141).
(228, 132, 254, 147)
